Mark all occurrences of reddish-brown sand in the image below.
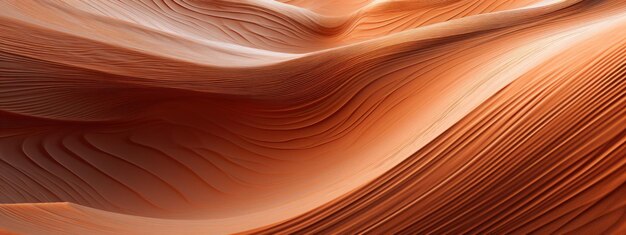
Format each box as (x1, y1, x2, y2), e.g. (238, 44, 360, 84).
(0, 0, 625, 234)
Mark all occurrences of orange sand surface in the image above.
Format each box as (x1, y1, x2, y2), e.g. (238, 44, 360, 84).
(0, 0, 625, 234)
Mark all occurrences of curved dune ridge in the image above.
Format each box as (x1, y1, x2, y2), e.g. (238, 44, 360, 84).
(0, 0, 625, 234)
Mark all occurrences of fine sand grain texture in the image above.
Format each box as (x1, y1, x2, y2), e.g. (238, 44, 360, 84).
(0, 0, 625, 234)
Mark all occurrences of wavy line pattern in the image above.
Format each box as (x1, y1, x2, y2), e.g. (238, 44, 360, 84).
(0, 0, 625, 234)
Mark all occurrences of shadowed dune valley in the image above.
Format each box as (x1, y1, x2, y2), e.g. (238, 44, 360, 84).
(1, 0, 625, 234)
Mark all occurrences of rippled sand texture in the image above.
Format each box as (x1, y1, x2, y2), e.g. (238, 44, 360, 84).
(0, 0, 625, 234)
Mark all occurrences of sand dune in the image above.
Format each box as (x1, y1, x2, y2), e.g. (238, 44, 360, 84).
(0, 0, 625, 234)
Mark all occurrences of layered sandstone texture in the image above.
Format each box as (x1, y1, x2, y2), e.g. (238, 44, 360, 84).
(0, 0, 625, 234)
